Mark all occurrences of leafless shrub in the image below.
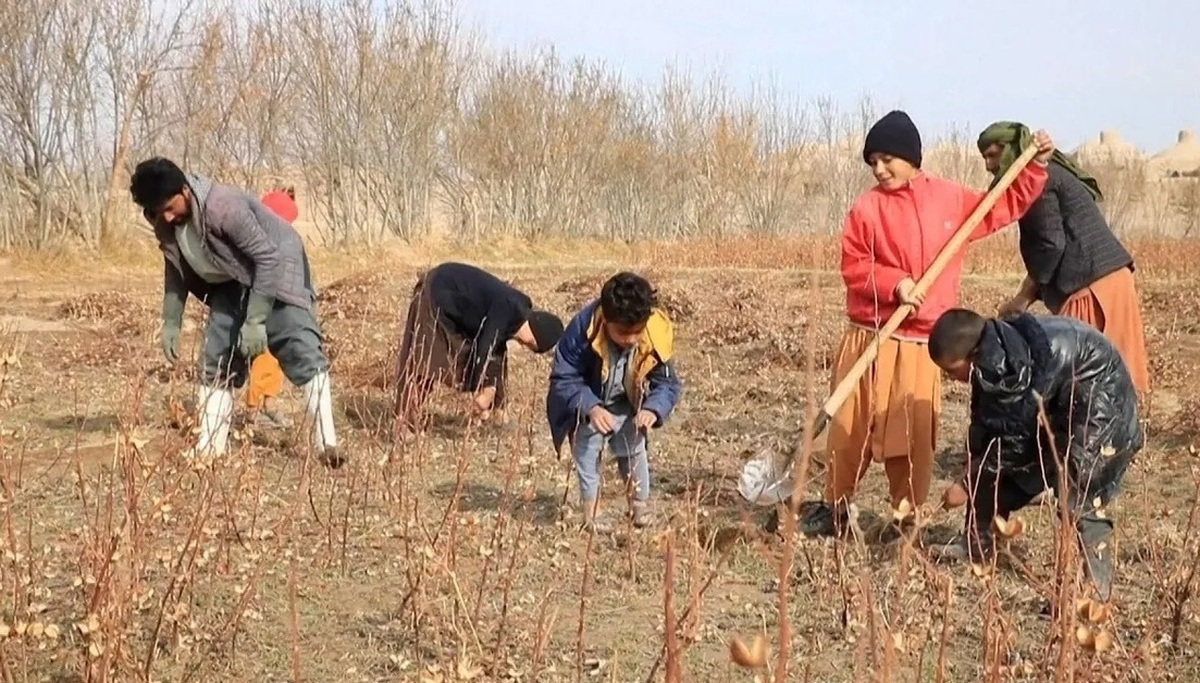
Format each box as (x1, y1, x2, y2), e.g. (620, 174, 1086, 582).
(0, 0, 1190, 249)
(0, 0, 100, 248)
(286, 0, 469, 244)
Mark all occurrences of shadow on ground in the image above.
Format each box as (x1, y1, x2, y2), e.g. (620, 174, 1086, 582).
(39, 412, 123, 435)
(431, 481, 562, 524)
(934, 447, 965, 479)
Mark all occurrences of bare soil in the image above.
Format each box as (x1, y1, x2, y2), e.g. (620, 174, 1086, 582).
(1, 251, 1199, 682)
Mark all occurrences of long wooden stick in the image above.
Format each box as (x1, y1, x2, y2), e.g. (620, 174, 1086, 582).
(791, 142, 1042, 464)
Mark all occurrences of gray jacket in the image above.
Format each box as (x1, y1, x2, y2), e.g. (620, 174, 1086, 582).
(154, 173, 315, 309)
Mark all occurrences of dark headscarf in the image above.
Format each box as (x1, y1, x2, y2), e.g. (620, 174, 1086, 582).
(977, 121, 1103, 201)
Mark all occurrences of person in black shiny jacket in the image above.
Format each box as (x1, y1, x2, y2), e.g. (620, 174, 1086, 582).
(927, 308, 1143, 604)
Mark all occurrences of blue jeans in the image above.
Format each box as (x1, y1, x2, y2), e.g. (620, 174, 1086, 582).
(572, 404, 650, 503)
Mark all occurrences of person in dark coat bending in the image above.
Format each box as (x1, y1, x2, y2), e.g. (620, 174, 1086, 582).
(392, 262, 564, 435)
(927, 308, 1142, 633)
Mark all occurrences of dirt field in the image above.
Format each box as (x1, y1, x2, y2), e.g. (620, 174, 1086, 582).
(2, 236, 1200, 682)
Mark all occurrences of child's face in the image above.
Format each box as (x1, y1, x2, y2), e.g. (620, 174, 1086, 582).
(604, 320, 646, 350)
(937, 357, 972, 383)
(867, 153, 917, 190)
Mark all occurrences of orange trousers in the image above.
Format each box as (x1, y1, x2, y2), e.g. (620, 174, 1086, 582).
(823, 326, 942, 511)
(1055, 266, 1151, 397)
(245, 352, 284, 409)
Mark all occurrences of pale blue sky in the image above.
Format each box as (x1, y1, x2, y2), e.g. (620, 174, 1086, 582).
(455, 0, 1197, 153)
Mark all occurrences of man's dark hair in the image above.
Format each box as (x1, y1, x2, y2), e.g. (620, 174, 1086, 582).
(129, 157, 188, 210)
(928, 308, 988, 364)
(599, 272, 657, 326)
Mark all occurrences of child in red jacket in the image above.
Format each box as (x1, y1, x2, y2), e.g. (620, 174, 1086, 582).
(801, 110, 1055, 537)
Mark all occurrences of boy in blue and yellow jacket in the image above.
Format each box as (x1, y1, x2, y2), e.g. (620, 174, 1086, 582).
(547, 272, 683, 533)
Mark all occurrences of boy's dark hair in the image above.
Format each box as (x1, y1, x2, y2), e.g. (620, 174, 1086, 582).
(929, 308, 987, 364)
(130, 157, 188, 210)
(599, 272, 657, 326)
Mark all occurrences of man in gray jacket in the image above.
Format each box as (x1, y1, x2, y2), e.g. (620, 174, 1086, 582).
(130, 157, 342, 468)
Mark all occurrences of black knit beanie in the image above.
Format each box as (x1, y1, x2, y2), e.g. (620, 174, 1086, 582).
(526, 310, 565, 353)
(862, 110, 922, 169)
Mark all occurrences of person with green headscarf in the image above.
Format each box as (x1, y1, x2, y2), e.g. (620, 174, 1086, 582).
(975, 121, 1150, 397)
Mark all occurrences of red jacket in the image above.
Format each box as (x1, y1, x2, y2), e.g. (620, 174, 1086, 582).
(841, 163, 1048, 341)
(260, 191, 299, 223)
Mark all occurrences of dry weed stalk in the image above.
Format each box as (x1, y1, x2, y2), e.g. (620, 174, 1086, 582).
(642, 519, 741, 682)
(662, 527, 683, 683)
(1157, 466, 1200, 650)
(472, 447, 515, 624)
(287, 551, 301, 682)
(575, 491, 598, 682)
(491, 484, 532, 659)
(678, 475, 707, 645)
(770, 270, 827, 683)
(530, 589, 558, 679)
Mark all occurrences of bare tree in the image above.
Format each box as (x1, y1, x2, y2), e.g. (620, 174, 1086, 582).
(594, 89, 672, 242)
(95, 0, 200, 245)
(0, 0, 99, 248)
(0, 0, 1180, 251)
(736, 82, 811, 235)
(448, 47, 628, 239)
(276, 0, 467, 246)
(801, 95, 877, 235)
(1171, 177, 1200, 238)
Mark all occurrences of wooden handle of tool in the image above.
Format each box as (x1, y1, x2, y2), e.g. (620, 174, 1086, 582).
(813, 142, 1043, 435)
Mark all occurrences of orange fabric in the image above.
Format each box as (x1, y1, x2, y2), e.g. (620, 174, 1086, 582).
(1055, 266, 1151, 396)
(246, 352, 284, 408)
(841, 162, 1048, 341)
(824, 326, 942, 509)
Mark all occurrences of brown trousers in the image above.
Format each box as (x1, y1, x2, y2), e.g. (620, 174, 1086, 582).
(392, 276, 508, 433)
(1054, 266, 1151, 397)
(823, 326, 942, 511)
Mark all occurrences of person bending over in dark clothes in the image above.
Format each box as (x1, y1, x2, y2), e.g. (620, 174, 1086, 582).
(928, 307, 1142, 641)
(392, 262, 563, 435)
